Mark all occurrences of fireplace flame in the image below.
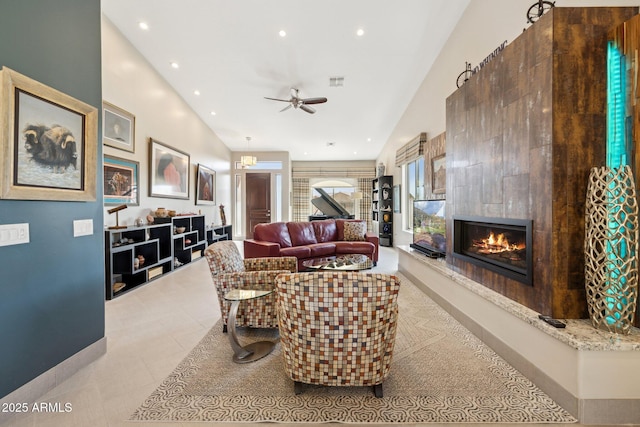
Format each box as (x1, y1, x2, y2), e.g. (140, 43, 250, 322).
(475, 231, 525, 255)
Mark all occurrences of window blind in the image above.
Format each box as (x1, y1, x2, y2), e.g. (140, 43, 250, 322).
(292, 166, 375, 178)
(395, 132, 427, 166)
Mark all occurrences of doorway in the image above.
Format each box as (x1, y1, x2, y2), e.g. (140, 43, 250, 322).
(246, 173, 271, 238)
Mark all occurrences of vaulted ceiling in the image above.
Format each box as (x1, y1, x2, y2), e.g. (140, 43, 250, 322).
(102, 0, 469, 161)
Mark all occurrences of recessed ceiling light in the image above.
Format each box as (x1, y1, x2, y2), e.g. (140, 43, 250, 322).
(210, 111, 216, 116)
(138, 21, 149, 30)
(367, 138, 372, 142)
(170, 61, 179, 69)
(356, 28, 365, 37)
(194, 90, 200, 96)
(279, 30, 287, 37)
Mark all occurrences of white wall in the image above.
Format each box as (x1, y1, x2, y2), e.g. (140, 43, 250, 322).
(380, 0, 640, 246)
(101, 16, 232, 229)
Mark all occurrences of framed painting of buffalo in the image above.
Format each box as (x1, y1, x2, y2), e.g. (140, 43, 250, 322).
(0, 67, 97, 201)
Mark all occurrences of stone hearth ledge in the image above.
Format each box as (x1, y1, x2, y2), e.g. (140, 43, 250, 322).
(399, 246, 640, 351)
(398, 245, 640, 425)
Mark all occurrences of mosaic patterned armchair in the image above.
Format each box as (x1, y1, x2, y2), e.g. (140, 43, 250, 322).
(205, 241, 297, 332)
(275, 272, 401, 397)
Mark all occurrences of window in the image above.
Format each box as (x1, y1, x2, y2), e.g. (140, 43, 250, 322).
(234, 174, 242, 235)
(275, 174, 282, 222)
(403, 157, 425, 230)
(310, 185, 356, 217)
(234, 160, 283, 170)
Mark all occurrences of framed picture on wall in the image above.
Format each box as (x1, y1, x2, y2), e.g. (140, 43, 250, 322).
(0, 66, 97, 201)
(196, 163, 216, 205)
(103, 155, 139, 206)
(103, 101, 135, 153)
(149, 138, 190, 199)
(431, 154, 446, 194)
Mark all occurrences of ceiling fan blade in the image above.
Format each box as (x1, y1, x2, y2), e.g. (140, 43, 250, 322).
(279, 104, 293, 112)
(299, 104, 316, 114)
(301, 97, 327, 105)
(264, 96, 291, 103)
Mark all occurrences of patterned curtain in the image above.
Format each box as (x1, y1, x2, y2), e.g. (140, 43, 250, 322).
(292, 178, 310, 222)
(358, 177, 373, 232)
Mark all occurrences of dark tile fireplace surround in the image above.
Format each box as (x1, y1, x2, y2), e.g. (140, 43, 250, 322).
(444, 7, 638, 321)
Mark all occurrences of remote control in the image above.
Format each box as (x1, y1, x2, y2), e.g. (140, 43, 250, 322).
(538, 314, 566, 328)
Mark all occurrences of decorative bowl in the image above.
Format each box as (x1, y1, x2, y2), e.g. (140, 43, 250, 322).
(175, 226, 186, 234)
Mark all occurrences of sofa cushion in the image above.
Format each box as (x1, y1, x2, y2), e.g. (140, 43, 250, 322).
(344, 221, 367, 241)
(287, 221, 318, 246)
(253, 222, 292, 248)
(308, 242, 336, 257)
(312, 219, 338, 243)
(335, 241, 375, 256)
(336, 219, 366, 241)
(280, 245, 312, 258)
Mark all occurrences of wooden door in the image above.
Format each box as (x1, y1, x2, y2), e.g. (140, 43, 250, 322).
(246, 173, 271, 238)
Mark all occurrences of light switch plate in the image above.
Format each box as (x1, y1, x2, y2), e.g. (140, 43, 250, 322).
(73, 219, 93, 237)
(0, 223, 30, 247)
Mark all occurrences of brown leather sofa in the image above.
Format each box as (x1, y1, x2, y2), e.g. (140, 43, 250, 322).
(244, 219, 378, 270)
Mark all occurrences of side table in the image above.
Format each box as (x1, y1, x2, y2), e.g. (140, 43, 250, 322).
(223, 289, 276, 363)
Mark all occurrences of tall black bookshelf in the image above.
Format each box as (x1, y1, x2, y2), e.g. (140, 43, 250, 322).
(372, 175, 393, 247)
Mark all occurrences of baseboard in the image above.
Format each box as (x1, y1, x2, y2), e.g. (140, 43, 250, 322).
(0, 337, 107, 424)
(398, 246, 640, 425)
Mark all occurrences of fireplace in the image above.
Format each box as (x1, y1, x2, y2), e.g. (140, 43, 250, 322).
(452, 216, 533, 285)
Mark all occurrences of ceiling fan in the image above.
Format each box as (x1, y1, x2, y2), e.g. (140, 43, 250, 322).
(264, 88, 327, 114)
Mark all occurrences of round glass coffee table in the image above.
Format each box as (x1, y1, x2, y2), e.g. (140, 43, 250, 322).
(223, 289, 275, 363)
(301, 254, 373, 271)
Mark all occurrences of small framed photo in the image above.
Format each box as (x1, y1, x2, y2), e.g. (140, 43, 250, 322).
(149, 138, 190, 199)
(104, 155, 139, 206)
(196, 164, 216, 205)
(0, 67, 97, 201)
(103, 101, 135, 153)
(431, 154, 446, 194)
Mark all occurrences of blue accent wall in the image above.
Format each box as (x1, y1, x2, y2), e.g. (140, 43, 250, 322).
(0, 0, 104, 398)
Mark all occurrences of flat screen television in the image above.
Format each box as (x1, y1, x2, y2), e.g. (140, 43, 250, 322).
(410, 199, 446, 258)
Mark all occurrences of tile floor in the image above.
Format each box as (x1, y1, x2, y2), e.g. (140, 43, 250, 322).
(1, 244, 597, 427)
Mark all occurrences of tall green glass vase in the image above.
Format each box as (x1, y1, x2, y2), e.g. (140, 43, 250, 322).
(584, 165, 638, 334)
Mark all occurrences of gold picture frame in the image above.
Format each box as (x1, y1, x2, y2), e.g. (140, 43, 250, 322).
(0, 66, 97, 201)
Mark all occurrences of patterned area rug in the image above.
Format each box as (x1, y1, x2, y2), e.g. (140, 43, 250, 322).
(130, 276, 577, 423)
